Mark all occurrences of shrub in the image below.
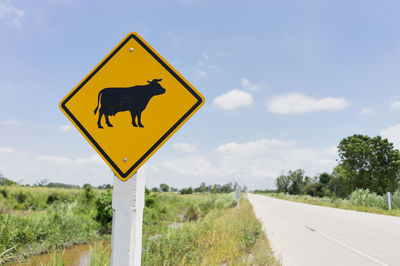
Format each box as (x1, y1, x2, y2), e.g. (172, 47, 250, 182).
(16, 191, 27, 204)
(95, 190, 113, 234)
(0, 189, 8, 199)
(184, 204, 201, 221)
(391, 190, 400, 210)
(84, 186, 95, 202)
(46, 193, 60, 205)
(348, 189, 386, 209)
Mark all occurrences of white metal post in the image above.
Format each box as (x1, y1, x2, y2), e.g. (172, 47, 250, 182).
(111, 169, 145, 266)
(386, 192, 392, 211)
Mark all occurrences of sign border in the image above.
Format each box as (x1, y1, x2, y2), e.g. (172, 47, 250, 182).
(60, 33, 204, 181)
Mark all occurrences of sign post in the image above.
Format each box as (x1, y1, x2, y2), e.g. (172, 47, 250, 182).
(59, 33, 205, 265)
(236, 186, 241, 210)
(386, 192, 392, 211)
(110, 170, 145, 266)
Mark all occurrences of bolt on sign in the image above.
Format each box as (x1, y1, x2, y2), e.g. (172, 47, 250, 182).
(60, 33, 205, 181)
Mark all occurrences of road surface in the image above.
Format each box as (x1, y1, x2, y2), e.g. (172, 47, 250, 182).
(248, 193, 400, 266)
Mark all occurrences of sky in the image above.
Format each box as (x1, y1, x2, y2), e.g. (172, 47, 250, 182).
(1, 0, 400, 190)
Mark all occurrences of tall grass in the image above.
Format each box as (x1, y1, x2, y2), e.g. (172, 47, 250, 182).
(261, 189, 400, 216)
(2, 189, 279, 265)
(86, 194, 278, 265)
(0, 186, 104, 263)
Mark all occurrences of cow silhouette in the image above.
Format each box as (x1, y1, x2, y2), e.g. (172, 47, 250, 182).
(94, 79, 166, 129)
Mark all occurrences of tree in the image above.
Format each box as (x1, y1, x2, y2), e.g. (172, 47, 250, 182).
(338, 134, 400, 194)
(329, 165, 351, 198)
(287, 169, 305, 195)
(159, 183, 169, 192)
(0, 171, 17, 186)
(275, 169, 306, 195)
(98, 184, 112, 189)
(180, 187, 193, 194)
(276, 174, 290, 193)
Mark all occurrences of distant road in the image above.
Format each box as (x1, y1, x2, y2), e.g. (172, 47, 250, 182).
(248, 193, 400, 266)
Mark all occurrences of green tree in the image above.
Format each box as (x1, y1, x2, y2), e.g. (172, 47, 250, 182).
(159, 183, 169, 192)
(0, 171, 17, 186)
(287, 169, 305, 195)
(276, 174, 290, 193)
(338, 134, 400, 194)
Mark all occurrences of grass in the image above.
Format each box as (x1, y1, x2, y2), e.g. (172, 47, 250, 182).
(4, 191, 279, 265)
(0, 186, 105, 264)
(258, 190, 400, 217)
(89, 194, 279, 265)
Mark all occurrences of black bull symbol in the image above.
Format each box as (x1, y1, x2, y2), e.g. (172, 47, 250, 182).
(94, 79, 166, 129)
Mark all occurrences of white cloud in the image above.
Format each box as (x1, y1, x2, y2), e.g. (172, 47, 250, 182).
(0, 0, 25, 26)
(160, 138, 338, 190)
(0, 148, 110, 186)
(0, 147, 14, 153)
(216, 139, 295, 156)
(59, 124, 73, 132)
(202, 51, 209, 60)
(240, 78, 259, 91)
(381, 124, 400, 149)
(36, 155, 72, 164)
(173, 142, 197, 153)
(2, 120, 21, 125)
(162, 156, 212, 176)
(213, 89, 253, 110)
(390, 100, 400, 110)
(266, 93, 349, 114)
(196, 69, 207, 78)
(360, 108, 372, 114)
(76, 154, 106, 166)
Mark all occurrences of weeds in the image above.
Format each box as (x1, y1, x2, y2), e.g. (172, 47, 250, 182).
(262, 189, 400, 216)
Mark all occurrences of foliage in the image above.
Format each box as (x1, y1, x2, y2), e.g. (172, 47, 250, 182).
(262, 189, 400, 216)
(46, 182, 80, 189)
(180, 187, 193, 194)
(275, 169, 311, 195)
(0, 185, 104, 263)
(348, 189, 387, 209)
(159, 183, 170, 192)
(338, 134, 400, 194)
(95, 190, 113, 234)
(0, 177, 17, 187)
(141, 195, 278, 265)
(0, 202, 99, 262)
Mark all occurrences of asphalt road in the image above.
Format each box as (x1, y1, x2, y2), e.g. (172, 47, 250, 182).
(248, 193, 400, 266)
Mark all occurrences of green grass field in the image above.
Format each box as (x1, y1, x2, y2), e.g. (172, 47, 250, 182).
(1, 186, 279, 265)
(258, 190, 400, 217)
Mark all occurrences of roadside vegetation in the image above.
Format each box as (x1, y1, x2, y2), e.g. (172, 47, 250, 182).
(0, 177, 278, 265)
(255, 134, 400, 216)
(0, 185, 104, 263)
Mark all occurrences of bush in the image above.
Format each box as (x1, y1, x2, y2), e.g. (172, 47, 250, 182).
(95, 190, 113, 234)
(0, 189, 8, 199)
(348, 189, 386, 209)
(391, 190, 400, 210)
(184, 204, 201, 221)
(84, 186, 95, 202)
(16, 191, 27, 204)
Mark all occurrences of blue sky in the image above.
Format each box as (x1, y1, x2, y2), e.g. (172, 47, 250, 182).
(1, 0, 400, 190)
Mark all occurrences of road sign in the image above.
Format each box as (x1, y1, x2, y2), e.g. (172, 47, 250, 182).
(60, 33, 205, 181)
(236, 186, 241, 209)
(236, 186, 241, 199)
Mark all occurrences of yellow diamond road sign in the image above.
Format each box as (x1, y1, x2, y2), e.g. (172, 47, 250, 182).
(60, 33, 205, 181)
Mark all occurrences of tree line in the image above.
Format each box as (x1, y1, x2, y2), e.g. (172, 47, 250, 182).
(275, 134, 400, 198)
(151, 182, 246, 194)
(0, 172, 245, 195)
